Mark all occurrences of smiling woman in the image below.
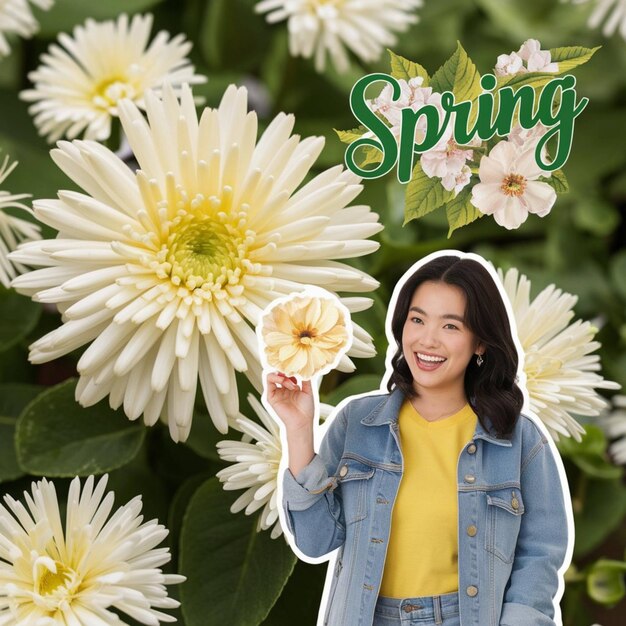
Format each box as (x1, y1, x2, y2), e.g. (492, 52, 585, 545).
(268, 252, 572, 626)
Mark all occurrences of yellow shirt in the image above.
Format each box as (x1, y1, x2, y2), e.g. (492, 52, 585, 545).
(379, 400, 477, 598)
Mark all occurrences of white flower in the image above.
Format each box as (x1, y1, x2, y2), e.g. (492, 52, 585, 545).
(471, 140, 557, 229)
(0, 0, 52, 58)
(0, 474, 184, 624)
(20, 13, 206, 143)
(10, 84, 380, 442)
(0, 153, 41, 287)
(494, 39, 558, 76)
(369, 76, 444, 142)
(599, 395, 626, 464)
(499, 267, 620, 441)
(216, 394, 283, 539)
(255, 0, 422, 74)
(495, 52, 524, 76)
(565, 0, 626, 40)
(421, 125, 481, 194)
(517, 38, 559, 72)
(441, 163, 472, 194)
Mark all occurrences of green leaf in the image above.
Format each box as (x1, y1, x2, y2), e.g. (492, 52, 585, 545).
(36, 0, 165, 37)
(16, 379, 145, 476)
(180, 478, 297, 626)
(539, 169, 569, 194)
(550, 46, 601, 74)
(587, 559, 626, 605)
(557, 426, 620, 479)
(388, 50, 430, 85)
(0, 287, 41, 353)
(445, 188, 483, 237)
(334, 127, 366, 145)
(0, 384, 41, 482)
(430, 41, 481, 104)
(404, 160, 453, 224)
(201, 0, 269, 72)
(496, 71, 559, 93)
(322, 374, 382, 407)
(611, 251, 626, 300)
(573, 478, 626, 557)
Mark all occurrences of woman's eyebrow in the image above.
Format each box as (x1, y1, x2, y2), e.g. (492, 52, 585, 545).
(408, 306, 465, 323)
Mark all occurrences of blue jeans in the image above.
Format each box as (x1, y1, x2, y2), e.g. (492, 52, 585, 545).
(373, 591, 461, 625)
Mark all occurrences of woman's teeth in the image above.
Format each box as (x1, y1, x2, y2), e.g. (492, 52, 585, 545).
(417, 353, 446, 363)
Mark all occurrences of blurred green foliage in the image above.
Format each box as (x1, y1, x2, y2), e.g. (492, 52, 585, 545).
(0, 0, 624, 624)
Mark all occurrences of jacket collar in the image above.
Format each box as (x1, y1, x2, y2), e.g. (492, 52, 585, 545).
(360, 388, 512, 447)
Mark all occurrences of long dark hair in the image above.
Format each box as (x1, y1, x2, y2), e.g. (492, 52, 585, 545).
(386, 255, 523, 438)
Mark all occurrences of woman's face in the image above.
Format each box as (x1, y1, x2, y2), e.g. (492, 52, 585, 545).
(401, 280, 483, 396)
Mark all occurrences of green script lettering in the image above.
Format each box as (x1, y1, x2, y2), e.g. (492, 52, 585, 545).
(345, 72, 588, 181)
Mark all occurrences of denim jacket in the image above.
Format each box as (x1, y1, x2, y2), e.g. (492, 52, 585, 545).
(281, 389, 572, 626)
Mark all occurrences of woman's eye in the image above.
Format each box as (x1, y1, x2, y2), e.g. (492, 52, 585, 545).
(444, 323, 458, 330)
(410, 316, 423, 324)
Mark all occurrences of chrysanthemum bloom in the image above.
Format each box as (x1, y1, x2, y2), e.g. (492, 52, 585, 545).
(499, 267, 620, 441)
(255, 0, 422, 74)
(0, 153, 40, 287)
(599, 395, 626, 464)
(216, 394, 284, 539)
(0, 474, 184, 624)
(471, 140, 557, 230)
(565, 0, 626, 40)
(495, 38, 558, 76)
(20, 13, 206, 143)
(10, 84, 380, 441)
(261, 293, 350, 380)
(0, 0, 52, 58)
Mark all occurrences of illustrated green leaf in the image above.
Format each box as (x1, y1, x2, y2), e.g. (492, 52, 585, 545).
(334, 127, 366, 145)
(388, 50, 429, 85)
(16, 379, 145, 476)
(180, 478, 297, 626)
(496, 71, 559, 93)
(0, 384, 41, 482)
(445, 187, 483, 237)
(587, 559, 626, 605)
(539, 169, 569, 194)
(550, 46, 601, 73)
(404, 160, 453, 224)
(0, 287, 41, 353)
(430, 41, 481, 104)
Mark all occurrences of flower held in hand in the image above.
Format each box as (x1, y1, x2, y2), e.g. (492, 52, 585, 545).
(261, 292, 351, 380)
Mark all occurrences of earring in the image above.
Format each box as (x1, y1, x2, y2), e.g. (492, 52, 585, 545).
(476, 353, 484, 367)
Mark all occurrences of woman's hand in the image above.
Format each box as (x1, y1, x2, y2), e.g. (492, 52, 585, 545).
(265, 372, 315, 432)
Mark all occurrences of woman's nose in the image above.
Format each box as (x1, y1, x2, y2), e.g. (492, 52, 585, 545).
(418, 327, 439, 347)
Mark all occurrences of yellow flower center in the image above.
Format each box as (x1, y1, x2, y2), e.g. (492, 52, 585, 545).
(37, 561, 73, 596)
(297, 328, 317, 345)
(501, 173, 527, 197)
(92, 77, 136, 109)
(140, 190, 258, 295)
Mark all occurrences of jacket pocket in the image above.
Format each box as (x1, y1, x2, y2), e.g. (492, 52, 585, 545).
(485, 486, 525, 564)
(335, 456, 376, 525)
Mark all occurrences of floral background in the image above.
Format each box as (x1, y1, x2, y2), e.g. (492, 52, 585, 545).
(0, 0, 625, 625)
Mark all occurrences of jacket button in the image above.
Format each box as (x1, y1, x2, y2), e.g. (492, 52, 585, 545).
(466, 585, 478, 597)
(467, 443, 477, 454)
(464, 474, 476, 483)
(339, 465, 348, 477)
(466, 525, 477, 536)
(511, 497, 519, 510)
